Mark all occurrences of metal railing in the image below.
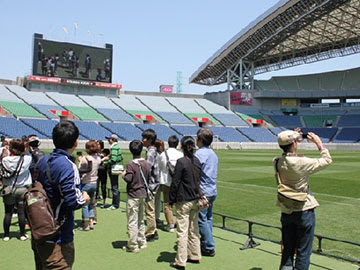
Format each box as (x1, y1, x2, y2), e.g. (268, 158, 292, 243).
(213, 212, 360, 265)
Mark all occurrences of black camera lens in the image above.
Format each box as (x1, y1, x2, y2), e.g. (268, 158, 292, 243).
(302, 133, 308, 139)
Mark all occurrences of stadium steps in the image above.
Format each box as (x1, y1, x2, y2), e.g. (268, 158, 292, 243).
(333, 115, 341, 127)
(6, 86, 49, 120)
(193, 99, 224, 127)
(77, 95, 111, 122)
(45, 93, 80, 120)
(331, 128, 343, 143)
(236, 128, 254, 142)
(19, 118, 51, 138)
(164, 97, 197, 126)
(135, 96, 168, 125)
(108, 98, 141, 123)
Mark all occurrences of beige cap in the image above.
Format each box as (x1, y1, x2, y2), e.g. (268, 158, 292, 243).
(277, 130, 300, 146)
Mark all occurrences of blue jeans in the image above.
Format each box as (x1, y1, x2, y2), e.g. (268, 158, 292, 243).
(198, 195, 216, 251)
(280, 209, 315, 270)
(109, 172, 120, 208)
(82, 183, 97, 220)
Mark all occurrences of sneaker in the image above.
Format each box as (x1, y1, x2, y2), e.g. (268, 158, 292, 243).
(170, 262, 185, 270)
(122, 246, 139, 253)
(100, 204, 106, 209)
(20, 234, 29, 241)
(146, 232, 159, 242)
(3, 236, 10, 242)
(139, 244, 147, 249)
(78, 226, 90, 231)
(12, 213, 18, 219)
(107, 205, 118, 210)
(156, 219, 164, 227)
(164, 225, 175, 233)
(201, 249, 215, 257)
(187, 258, 200, 264)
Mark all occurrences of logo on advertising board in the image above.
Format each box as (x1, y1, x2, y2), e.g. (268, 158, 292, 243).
(160, 85, 173, 93)
(230, 92, 252, 105)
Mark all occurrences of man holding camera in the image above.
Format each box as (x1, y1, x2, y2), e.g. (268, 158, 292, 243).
(275, 130, 332, 270)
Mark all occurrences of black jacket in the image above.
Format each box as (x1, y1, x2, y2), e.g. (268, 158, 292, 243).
(169, 156, 201, 205)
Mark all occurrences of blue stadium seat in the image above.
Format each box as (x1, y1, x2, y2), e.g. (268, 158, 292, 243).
(20, 118, 58, 138)
(97, 108, 136, 122)
(135, 124, 181, 141)
(301, 127, 338, 143)
(212, 113, 248, 126)
(32, 104, 65, 119)
(237, 127, 277, 142)
(99, 122, 142, 141)
(156, 112, 193, 125)
(208, 127, 250, 142)
(333, 128, 360, 143)
(0, 117, 47, 139)
(73, 121, 112, 140)
(337, 115, 360, 127)
(268, 115, 303, 128)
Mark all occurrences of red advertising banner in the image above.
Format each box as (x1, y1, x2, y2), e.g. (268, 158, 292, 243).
(160, 85, 173, 93)
(27, 76, 121, 89)
(230, 92, 252, 105)
(28, 76, 61, 84)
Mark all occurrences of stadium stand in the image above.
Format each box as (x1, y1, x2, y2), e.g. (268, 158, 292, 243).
(254, 79, 279, 91)
(49, 92, 107, 121)
(0, 85, 45, 118)
(195, 99, 248, 126)
(236, 112, 273, 127)
(333, 128, 360, 143)
(20, 118, 58, 138)
(0, 117, 47, 138)
(273, 76, 299, 91)
(298, 74, 319, 91)
(135, 124, 181, 141)
(337, 115, 360, 127)
(303, 115, 337, 127)
(137, 96, 193, 125)
(99, 122, 142, 141)
(320, 70, 344, 91)
(237, 127, 277, 142)
(79, 95, 136, 122)
(111, 95, 165, 123)
(301, 127, 338, 143)
(170, 125, 200, 137)
(166, 97, 221, 125)
(267, 115, 303, 128)
(269, 127, 285, 136)
(343, 68, 360, 90)
(72, 121, 111, 140)
(6, 85, 65, 119)
(208, 127, 250, 142)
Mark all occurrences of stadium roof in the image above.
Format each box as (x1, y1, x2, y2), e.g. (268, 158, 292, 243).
(190, 0, 360, 86)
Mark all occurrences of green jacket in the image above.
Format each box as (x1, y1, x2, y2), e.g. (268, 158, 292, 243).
(104, 143, 123, 168)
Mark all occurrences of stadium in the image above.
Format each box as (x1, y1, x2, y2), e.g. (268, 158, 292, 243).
(0, 0, 359, 269)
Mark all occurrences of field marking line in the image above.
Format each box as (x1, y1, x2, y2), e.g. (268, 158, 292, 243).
(217, 182, 360, 203)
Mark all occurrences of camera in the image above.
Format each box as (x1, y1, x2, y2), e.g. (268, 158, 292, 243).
(302, 133, 308, 139)
(76, 151, 83, 156)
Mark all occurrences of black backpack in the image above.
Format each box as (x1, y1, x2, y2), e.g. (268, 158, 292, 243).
(165, 151, 176, 177)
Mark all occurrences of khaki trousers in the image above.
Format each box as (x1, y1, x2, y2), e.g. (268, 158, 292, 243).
(175, 200, 201, 267)
(162, 185, 174, 226)
(145, 197, 157, 237)
(126, 197, 146, 249)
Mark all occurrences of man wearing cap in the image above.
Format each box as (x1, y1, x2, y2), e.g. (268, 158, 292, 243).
(275, 130, 332, 270)
(103, 134, 123, 210)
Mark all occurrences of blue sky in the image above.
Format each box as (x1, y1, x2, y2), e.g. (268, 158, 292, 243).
(1, 0, 360, 94)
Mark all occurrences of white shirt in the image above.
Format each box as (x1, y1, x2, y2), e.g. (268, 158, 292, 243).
(158, 148, 183, 187)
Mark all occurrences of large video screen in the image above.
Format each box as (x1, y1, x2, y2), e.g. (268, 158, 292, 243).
(33, 35, 113, 83)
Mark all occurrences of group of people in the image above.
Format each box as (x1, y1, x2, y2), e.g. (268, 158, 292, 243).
(120, 128, 218, 270)
(0, 120, 334, 270)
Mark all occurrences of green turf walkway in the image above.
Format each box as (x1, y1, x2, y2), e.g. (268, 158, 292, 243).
(0, 202, 358, 270)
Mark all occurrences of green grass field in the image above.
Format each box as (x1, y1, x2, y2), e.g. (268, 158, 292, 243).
(0, 149, 359, 269)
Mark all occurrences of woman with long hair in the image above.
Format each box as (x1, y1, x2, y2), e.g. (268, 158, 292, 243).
(169, 136, 202, 269)
(78, 140, 102, 231)
(1, 139, 32, 241)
